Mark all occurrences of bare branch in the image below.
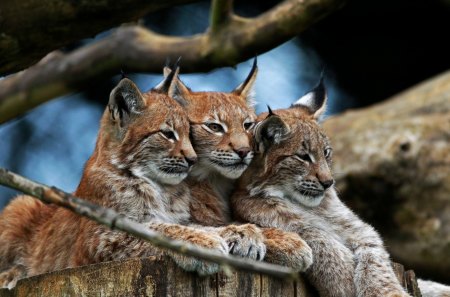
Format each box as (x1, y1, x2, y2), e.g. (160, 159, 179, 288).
(0, 167, 299, 280)
(209, 0, 233, 33)
(0, 0, 345, 123)
(0, 0, 201, 75)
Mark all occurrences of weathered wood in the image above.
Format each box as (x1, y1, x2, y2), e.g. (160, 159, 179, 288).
(392, 263, 422, 297)
(0, 256, 316, 297)
(323, 70, 450, 280)
(405, 270, 422, 297)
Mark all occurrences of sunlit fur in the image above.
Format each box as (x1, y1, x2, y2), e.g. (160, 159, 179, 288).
(232, 105, 411, 297)
(163, 65, 313, 270)
(170, 73, 268, 261)
(250, 108, 333, 208)
(0, 78, 230, 289)
(187, 92, 255, 180)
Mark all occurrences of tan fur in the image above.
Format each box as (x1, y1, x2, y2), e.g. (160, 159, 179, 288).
(166, 64, 312, 269)
(0, 76, 229, 289)
(231, 88, 410, 296)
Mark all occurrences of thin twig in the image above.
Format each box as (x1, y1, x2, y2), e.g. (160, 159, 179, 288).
(0, 167, 299, 280)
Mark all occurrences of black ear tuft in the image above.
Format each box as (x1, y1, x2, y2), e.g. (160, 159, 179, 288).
(120, 69, 127, 80)
(254, 115, 289, 153)
(108, 78, 144, 126)
(267, 105, 274, 117)
(291, 73, 327, 119)
(154, 64, 178, 94)
(232, 57, 258, 105)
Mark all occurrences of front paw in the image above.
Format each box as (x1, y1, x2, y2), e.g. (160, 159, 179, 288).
(262, 228, 313, 272)
(170, 232, 228, 276)
(0, 265, 26, 289)
(219, 224, 266, 261)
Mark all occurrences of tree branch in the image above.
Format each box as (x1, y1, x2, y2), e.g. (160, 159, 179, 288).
(0, 0, 201, 75)
(209, 0, 233, 33)
(0, 0, 345, 124)
(0, 167, 299, 280)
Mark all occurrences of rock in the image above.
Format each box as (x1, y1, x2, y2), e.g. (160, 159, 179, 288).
(0, 256, 317, 297)
(323, 70, 450, 282)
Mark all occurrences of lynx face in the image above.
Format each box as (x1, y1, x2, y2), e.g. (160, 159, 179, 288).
(186, 93, 256, 179)
(167, 60, 258, 179)
(251, 79, 334, 207)
(107, 76, 197, 185)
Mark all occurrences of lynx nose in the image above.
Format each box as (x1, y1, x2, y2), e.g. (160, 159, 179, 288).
(185, 156, 197, 166)
(320, 179, 334, 189)
(234, 148, 251, 159)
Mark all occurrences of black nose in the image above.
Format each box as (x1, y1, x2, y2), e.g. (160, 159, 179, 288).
(320, 179, 334, 189)
(185, 156, 197, 166)
(234, 148, 251, 159)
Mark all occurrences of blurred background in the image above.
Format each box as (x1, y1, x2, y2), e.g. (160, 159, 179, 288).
(0, 0, 449, 282)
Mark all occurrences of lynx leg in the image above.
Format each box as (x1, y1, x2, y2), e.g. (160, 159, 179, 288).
(305, 234, 356, 297)
(262, 228, 313, 271)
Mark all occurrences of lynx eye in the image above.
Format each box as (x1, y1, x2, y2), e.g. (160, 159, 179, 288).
(324, 148, 332, 158)
(243, 122, 255, 130)
(205, 123, 224, 133)
(160, 130, 177, 141)
(296, 153, 312, 163)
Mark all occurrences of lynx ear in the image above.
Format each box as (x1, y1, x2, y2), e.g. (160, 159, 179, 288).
(233, 57, 258, 105)
(153, 64, 179, 94)
(254, 110, 289, 153)
(161, 66, 191, 106)
(292, 75, 327, 120)
(108, 78, 145, 127)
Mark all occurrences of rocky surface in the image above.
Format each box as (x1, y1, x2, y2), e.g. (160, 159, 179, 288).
(323, 70, 450, 282)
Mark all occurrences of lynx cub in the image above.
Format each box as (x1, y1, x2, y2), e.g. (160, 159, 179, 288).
(0, 70, 227, 289)
(231, 80, 410, 297)
(166, 60, 313, 270)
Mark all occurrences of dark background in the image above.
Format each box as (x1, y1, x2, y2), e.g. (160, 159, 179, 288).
(1, 0, 449, 211)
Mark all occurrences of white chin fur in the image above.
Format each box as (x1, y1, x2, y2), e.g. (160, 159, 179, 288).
(213, 163, 247, 179)
(131, 167, 187, 185)
(292, 193, 324, 207)
(158, 173, 188, 185)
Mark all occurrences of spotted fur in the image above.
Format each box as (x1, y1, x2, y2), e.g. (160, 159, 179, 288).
(231, 83, 411, 297)
(0, 74, 228, 289)
(165, 62, 312, 269)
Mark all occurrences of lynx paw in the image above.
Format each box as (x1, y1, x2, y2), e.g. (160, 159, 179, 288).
(219, 224, 266, 261)
(170, 232, 228, 276)
(0, 265, 26, 290)
(262, 228, 313, 271)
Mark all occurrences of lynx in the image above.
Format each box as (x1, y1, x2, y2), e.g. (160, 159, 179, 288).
(0, 70, 228, 289)
(166, 60, 313, 270)
(231, 79, 411, 297)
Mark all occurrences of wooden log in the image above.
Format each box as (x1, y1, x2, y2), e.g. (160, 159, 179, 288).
(392, 262, 422, 297)
(0, 256, 317, 297)
(323, 70, 450, 281)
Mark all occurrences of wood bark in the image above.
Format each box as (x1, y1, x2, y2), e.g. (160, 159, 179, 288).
(323, 70, 450, 282)
(0, 256, 317, 297)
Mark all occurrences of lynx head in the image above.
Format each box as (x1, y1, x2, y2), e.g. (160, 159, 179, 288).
(100, 69, 197, 185)
(250, 78, 334, 207)
(165, 59, 258, 179)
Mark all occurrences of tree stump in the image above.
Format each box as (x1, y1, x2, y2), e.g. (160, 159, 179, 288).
(0, 256, 317, 297)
